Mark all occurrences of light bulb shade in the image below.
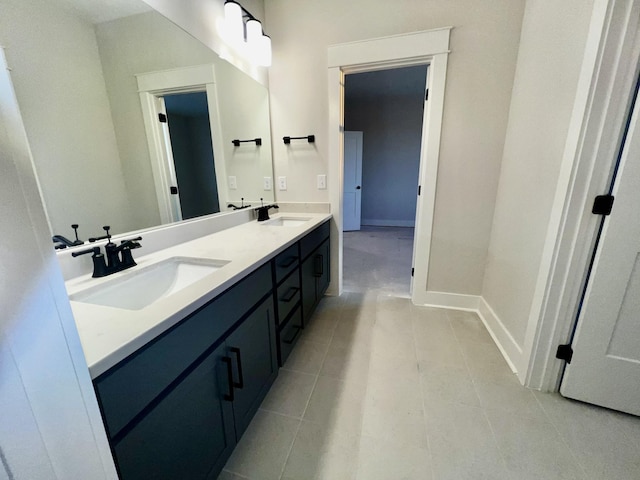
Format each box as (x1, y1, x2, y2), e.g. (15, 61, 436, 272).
(259, 34, 272, 67)
(224, 1, 243, 44)
(246, 19, 262, 45)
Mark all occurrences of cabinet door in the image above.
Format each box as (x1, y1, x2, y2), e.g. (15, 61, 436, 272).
(317, 239, 330, 298)
(113, 343, 235, 480)
(226, 297, 277, 438)
(301, 253, 318, 324)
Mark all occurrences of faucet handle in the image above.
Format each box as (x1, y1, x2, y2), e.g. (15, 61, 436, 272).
(71, 246, 100, 257)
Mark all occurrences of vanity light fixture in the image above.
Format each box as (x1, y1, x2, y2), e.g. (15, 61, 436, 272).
(224, 0, 272, 67)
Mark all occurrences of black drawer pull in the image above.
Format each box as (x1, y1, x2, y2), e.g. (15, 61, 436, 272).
(314, 254, 323, 277)
(222, 357, 234, 402)
(283, 325, 302, 345)
(280, 286, 299, 302)
(229, 347, 244, 389)
(279, 256, 298, 268)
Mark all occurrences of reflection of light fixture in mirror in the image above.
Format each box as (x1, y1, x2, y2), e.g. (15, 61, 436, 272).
(224, 0, 243, 44)
(224, 0, 272, 67)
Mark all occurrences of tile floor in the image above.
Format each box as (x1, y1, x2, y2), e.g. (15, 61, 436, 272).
(218, 228, 640, 480)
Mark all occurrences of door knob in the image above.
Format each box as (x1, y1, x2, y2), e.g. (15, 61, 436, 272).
(356, 186, 361, 190)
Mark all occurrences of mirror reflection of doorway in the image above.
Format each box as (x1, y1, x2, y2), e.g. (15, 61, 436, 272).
(163, 91, 220, 220)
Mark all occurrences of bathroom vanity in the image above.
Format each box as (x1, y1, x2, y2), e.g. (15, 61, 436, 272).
(66, 214, 331, 479)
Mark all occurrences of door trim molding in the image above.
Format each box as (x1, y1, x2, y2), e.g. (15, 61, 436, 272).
(522, 0, 640, 390)
(327, 28, 451, 301)
(137, 65, 228, 224)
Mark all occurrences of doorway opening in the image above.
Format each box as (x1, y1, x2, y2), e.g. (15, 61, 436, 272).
(163, 91, 220, 220)
(342, 65, 428, 297)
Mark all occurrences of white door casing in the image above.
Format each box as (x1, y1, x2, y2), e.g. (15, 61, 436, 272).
(522, 0, 640, 391)
(328, 28, 451, 300)
(137, 65, 228, 224)
(560, 86, 640, 416)
(343, 131, 363, 231)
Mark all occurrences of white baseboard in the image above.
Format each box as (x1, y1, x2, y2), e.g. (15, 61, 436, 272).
(477, 297, 523, 375)
(413, 290, 481, 311)
(361, 219, 415, 227)
(411, 290, 523, 377)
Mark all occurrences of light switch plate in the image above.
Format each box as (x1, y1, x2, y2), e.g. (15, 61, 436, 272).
(278, 176, 287, 190)
(263, 177, 272, 190)
(317, 174, 327, 189)
(228, 176, 237, 190)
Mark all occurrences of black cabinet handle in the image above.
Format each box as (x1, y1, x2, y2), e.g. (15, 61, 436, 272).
(279, 256, 298, 268)
(222, 357, 234, 401)
(283, 325, 302, 344)
(280, 286, 299, 302)
(230, 347, 244, 389)
(314, 254, 323, 277)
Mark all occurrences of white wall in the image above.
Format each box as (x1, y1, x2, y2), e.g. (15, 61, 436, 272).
(482, 0, 596, 348)
(141, 0, 268, 85)
(0, 0, 133, 237)
(265, 0, 525, 295)
(95, 11, 231, 230)
(0, 48, 117, 479)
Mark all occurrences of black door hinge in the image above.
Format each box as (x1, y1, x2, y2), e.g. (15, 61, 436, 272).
(418, 185, 421, 196)
(556, 344, 573, 363)
(592, 194, 614, 215)
(411, 268, 414, 277)
(158, 113, 168, 123)
(170, 186, 178, 195)
(425, 89, 429, 101)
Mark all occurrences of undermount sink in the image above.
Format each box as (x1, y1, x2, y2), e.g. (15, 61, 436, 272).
(261, 217, 311, 227)
(70, 257, 230, 311)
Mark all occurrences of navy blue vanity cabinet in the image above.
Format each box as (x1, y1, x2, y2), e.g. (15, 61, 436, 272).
(273, 244, 303, 366)
(300, 222, 331, 325)
(94, 263, 277, 480)
(224, 297, 278, 438)
(112, 342, 235, 480)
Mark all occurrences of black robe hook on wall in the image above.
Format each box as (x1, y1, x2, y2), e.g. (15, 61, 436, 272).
(232, 138, 262, 146)
(283, 135, 315, 144)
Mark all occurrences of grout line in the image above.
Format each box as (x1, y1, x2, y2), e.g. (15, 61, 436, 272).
(532, 393, 590, 479)
(412, 303, 437, 480)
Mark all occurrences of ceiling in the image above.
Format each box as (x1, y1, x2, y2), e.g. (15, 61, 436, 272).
(56, 0, 152, 24)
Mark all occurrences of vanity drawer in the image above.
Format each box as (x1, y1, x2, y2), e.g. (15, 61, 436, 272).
(276, 271, 300, 324)
(94, 262, 272, 439)
(300, 221, 330, 260)
(278, 306, 303, 366)
(274, 243, 299, 284)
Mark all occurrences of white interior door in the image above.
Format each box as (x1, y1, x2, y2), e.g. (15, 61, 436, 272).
(560, 90, 640, 416)
(343, 131, 363, 231)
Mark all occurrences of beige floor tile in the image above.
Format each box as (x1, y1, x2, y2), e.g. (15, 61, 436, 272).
(485, 409, 585, 480)
(534, 392, 640, 480)
(303, 375, 366, 437)
(283, 339, 329, 375)
(355, 435, 432, 480)
(260, 369, 317, 418)
(320, 342, 371, 383)
(474, 379, 547, 421)
(224, 410, 300, 480)
(420, 363, 480, 409)
(447, 309, 494, 344)
(281, 420, 360, 480)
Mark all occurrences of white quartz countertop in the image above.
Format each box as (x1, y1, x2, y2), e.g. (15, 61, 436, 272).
(66, 213, 332, 379)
